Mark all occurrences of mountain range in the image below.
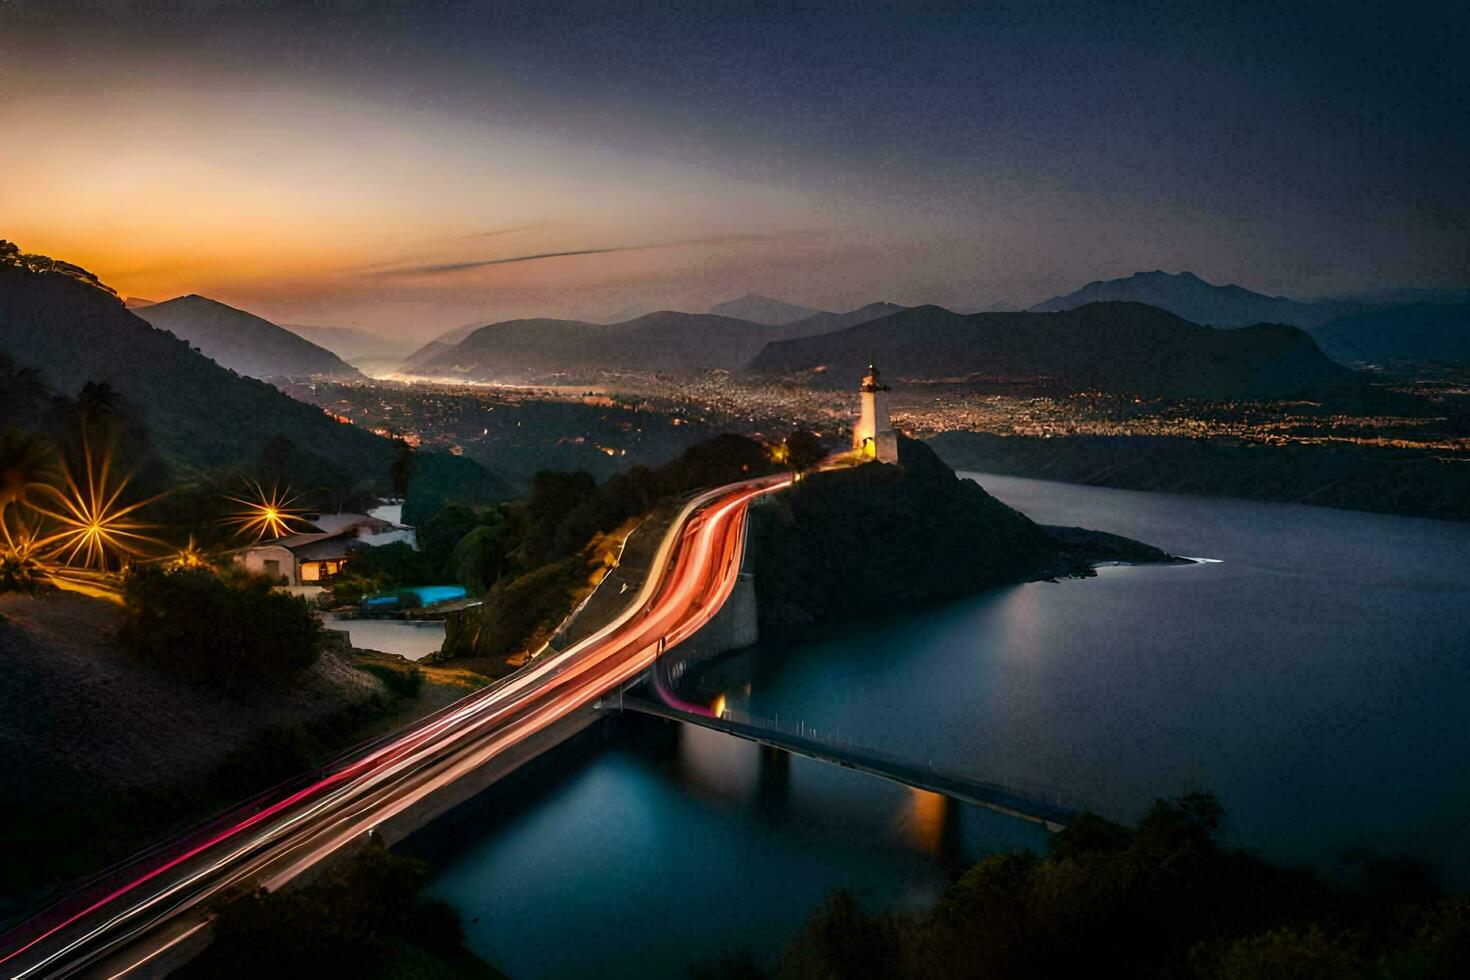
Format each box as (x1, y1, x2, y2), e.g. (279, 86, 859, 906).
(407, 302, 904, 378)
(1030, 270, 1365, 328)
(134, 295, 360, 380)
(1030, 271, 1470, 364)
(399, 320, 492, 374)
(748, 302, 1352, 399)
(1307, 304, 1470, 364)
(707, 294, 820, 325)
(283, 323, 416, 367)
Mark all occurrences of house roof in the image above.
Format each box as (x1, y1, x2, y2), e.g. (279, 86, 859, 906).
(292, 536, 355, 561)
(307, 512, 394, 534)
(258, 528, 355, 561)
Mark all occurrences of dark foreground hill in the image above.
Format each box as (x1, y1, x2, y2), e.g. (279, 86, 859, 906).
(0, 266, 393, 478)
(135, 294, 361, 379)
(748, 438, 1177, 631)
(1030, 270, 1363, 328)
(1306, 303, 1470, 365)
(748, 301, 1352, 399)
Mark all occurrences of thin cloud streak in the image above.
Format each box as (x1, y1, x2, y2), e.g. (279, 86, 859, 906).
(463, 223, 549, 239)
(361, 232, 823, 278)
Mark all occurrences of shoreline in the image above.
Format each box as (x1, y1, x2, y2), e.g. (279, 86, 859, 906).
(930, 430, 1470, 523)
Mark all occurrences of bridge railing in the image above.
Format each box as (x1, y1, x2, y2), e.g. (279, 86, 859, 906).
(631, 695, 1081, 819)
(715, 705, 1076, 810)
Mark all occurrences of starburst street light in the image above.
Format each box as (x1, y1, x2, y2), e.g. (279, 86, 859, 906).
(223, 479, 309, 541)
(30, 440, 162, 571)
(169, 535, 210, 570)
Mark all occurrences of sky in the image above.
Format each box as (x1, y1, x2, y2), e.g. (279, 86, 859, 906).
(2, 0, 1467, 338)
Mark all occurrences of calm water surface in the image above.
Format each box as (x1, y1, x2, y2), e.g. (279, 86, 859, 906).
(324, 615, 444, 660)
(431, 475, 1470, 978)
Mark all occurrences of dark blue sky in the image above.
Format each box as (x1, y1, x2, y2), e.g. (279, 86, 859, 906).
(5, 0, 1466, 329)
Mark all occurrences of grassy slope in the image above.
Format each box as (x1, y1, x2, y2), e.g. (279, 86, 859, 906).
(0, 592, 489, 916)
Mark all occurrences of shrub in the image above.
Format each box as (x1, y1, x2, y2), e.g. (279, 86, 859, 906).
(119, 565, 322, 689)
(443, 552, 595, 661)
(176, 842, 469, 979)
(774, 794, 1470, 979)
(784, 428, 826, 471)
(360, 663, 424, 699)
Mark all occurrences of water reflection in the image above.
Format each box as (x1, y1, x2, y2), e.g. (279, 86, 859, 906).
(901, 788, 959, 861)
(756, 745, 792, 821)
(429, 473, 1470, 976)
(427, 713, 1048, 979)
(676, 473, 1470, 886)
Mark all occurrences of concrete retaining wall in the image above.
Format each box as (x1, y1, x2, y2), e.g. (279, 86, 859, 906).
(662, 569, 759, 687)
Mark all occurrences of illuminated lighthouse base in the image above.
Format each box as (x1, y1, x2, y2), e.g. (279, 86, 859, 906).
(852, 362, 899, 463)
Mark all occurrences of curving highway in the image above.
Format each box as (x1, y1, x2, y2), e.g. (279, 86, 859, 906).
(0, 473, 790, 978)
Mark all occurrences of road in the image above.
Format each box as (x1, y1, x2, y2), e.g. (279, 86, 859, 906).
(0, 473, 790, 978)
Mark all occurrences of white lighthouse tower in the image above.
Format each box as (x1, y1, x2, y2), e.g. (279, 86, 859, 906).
(852, 361, 899, 463)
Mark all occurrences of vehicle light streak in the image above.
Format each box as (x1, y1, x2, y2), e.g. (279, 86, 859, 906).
(0, 473, 789, 977)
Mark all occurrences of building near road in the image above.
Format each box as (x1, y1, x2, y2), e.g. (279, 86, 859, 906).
(233, 512, 409, 586)
(852, 361, 899, 463)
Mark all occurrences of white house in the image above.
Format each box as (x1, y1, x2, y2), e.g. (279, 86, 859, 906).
(233, 511, 412, 586)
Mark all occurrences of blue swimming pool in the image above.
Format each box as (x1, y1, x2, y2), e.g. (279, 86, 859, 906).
(361, 584, 467, 610)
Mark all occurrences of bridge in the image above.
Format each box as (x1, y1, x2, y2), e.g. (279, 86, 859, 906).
(0, 462, 1077, 977)
(619, 695, 1077, 831)
(610, 655, 1079, 831)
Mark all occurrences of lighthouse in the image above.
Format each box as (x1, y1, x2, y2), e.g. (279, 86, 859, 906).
(852, 361, 899, 463)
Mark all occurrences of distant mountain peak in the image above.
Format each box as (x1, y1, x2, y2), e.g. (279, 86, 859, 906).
(402, 302, 906, 379)
(708, 294, 823, 326)
(1143, 269, 1195, 278)
(747, 301, 1349, 399)
(1030, 271, 1359, 328)
(134, 294, 360, 380)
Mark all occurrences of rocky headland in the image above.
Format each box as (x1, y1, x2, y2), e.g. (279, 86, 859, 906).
(747, 437, 1183, 632)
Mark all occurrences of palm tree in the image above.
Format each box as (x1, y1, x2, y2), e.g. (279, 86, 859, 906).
(0, 429, 55, 594)
(0, 351, 50, 423)
(0, 428, 54, 515)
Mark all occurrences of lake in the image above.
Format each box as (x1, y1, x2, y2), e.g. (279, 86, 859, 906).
(429, 474, 1470, 978)
(324, 614, 445, 661)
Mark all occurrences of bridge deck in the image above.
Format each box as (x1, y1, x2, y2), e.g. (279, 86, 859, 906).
(620, 695, 1078, 831)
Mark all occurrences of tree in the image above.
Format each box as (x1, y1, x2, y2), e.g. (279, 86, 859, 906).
(401, 451, 509, 527)
(1192, 926, 1362, 980)
(417, 504, 485, 574)
(0, 351, 51, 425)
(450, 518, 512, 593)
(119, 566, 323, 689)
(176, 842, 469, 979)
(389, 440, 414, 499)
(259, 434, 295, 487)
(67, 382, 168, 496)
(0, 429, 55, 595)
(0, 428, 53, 514)
(529, 470, 597, 527)
(785, 429, 825, 472)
